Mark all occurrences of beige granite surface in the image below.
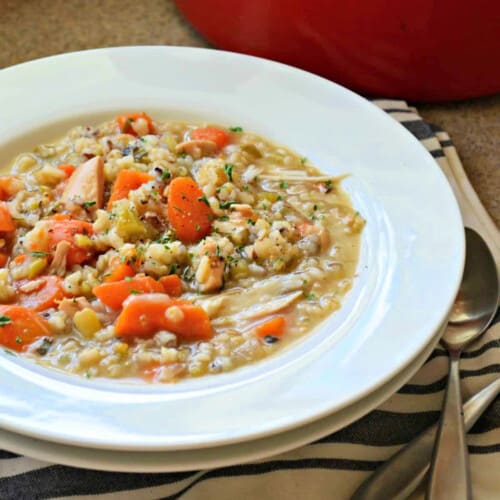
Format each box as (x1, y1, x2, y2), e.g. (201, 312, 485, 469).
(1, 0, 498, 225)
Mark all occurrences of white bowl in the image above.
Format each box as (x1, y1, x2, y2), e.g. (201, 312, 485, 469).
(0, 46, 464, 451)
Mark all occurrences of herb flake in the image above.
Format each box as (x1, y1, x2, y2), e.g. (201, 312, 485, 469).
(198, 195, 210, 206)
(31, 251, 50, 258)
(264, 335, 279, 344)
(219, 200, 236, 210)
(224, 163, 234, 182)
(36, 337, 54, 356)
(0, 315, 12, 327)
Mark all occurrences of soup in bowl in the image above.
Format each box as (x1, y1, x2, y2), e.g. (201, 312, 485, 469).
(0, 113, 363, 382)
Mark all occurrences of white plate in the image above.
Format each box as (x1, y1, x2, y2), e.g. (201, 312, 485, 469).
(0, 46, 464, 451)
(0, 320, 444, 472)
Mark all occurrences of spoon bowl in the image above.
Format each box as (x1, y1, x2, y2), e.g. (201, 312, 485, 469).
(442, 227, 499, 351)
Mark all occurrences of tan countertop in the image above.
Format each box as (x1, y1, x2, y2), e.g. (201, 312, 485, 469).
(1, 0, 498, 225)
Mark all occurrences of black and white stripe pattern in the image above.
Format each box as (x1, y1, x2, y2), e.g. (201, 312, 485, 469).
(1, 100, 498, 500)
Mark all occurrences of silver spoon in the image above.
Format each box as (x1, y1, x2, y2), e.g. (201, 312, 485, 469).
(427, 227, 498, 499)
(352, 227, 498, 500)
(351, 377, 500, 500)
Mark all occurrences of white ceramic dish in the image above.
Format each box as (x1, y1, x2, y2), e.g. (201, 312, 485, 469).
(0, 320, 444, 472)
(0, 46, 464, 451)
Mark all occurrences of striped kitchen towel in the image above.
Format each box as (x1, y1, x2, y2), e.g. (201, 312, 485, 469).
(0, 100, 498, 500)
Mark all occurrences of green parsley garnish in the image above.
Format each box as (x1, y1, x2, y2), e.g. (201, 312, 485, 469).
(224, 163, 234, 182)
(3, 349, 15, 356)
(181, 266, 195, 281)
(124, 276, 133, 282)
(0, 315, 12, 327)
(280, 181, 287, 189)
(195, 224, 201, 232)
(198, 195, 210, 206)
(161, 169, 171, 181)
(324, 180, 333, 193)
(229, 126, 243, 132)
(219, 200, 236, 209)
(31, 251, 50, 258)
(129, 289, 141, 295)
(247, 219, 256, 226)
(156, 235, 173, 245)
(82, 200, 96, 209)
(219, 215, 229, 221)
(300, 157, 307, 164)
(304, 292, 316, 301)
(15, 336, 22, 345)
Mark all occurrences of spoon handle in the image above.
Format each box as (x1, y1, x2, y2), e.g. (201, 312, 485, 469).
(351, 378, 500, 500)
(426, 352, 471, 499)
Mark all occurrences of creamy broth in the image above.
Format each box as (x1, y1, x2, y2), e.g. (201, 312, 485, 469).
(0, 114, 363, 382)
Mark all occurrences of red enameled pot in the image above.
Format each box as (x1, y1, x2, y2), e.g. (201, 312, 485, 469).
(176, 0, 500, 101)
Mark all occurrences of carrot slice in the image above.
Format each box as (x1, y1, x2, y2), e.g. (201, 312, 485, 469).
(104, 257, 135, 283)
(191, 127, 230, 150)
(0, 202, 15, 232)
(0, 305, 52, 351)
(16, 276, 66, 312)
(13, 254, 27, 265)
(114, 293, 213, 341)
(114, 294, 173, 337)
(163, 300, 213, 341)
(51, 214, 71, 222)
(116, 112, 154, 136)
(255, 316, 286, 339)
(92, 276, 164, 309)
(45, 218, 94, 266)
(58, 164, 76, 178)
(107, 169, 154, 209)
(0, 176, 23, 201)
(167, 177, 213, 243)
(159, 275, 182, 297)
